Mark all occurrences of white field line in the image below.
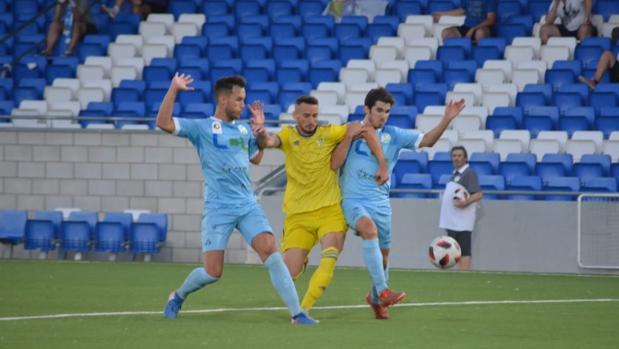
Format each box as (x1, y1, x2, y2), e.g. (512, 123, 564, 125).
(1, 298, 618, 322)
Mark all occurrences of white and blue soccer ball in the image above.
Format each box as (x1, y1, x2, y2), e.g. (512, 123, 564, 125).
(429, 236, 461, 269)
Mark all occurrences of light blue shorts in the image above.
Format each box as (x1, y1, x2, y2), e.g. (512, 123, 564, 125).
(342, 199, 392, 249)
(201, 202, 273, 252)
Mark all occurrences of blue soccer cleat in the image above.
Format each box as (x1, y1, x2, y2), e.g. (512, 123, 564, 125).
(291, 312, 319, 325)
(164, 291, 184, 319)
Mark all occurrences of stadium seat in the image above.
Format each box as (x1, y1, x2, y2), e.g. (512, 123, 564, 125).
(596, 107, 619, 138)
(500, 153, 536, 180)
(573, 154, 612, 180)
(136, 213, 168, 242)
(469, 152, 501, 176)
(544, 176, 580, 201)
(0, 210, 27, 244)
(392, 173, 434, 199)
(393, 150, 428, 183)
(524, 106, 559, 137)
(581, 177, 617, 193)
(60, 211, 97, 253)
(478, 175, 506, 200)
(506, 175, 543, 201)
(486, 107, 524, 137)
(536, 153, 574, 181)
(130, 223, 160, 254)
(427, 152, 454, 185)
(100, 212, 134, 242)
(24, 210, 63, 251)
(559, 106, 594, 136)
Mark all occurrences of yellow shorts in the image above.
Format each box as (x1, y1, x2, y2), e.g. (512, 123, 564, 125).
(280, 204, 348, 252)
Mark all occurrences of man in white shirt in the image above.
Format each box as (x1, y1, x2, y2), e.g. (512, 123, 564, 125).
(439, 146, 483, 271)
(540, 0, 596, 44)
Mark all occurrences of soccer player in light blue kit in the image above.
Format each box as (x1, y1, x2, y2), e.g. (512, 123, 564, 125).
(158, 73, 317, 325)
(331, 88, 465, 319)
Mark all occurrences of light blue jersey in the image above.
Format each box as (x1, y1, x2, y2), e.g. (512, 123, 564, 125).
(173, 116, 260, 209)
(340, 125, 423, 249)
(340, 125, 423, 204)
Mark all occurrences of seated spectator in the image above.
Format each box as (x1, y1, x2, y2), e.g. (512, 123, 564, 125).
(323, 0, 388, 21)
(578, 51, 619, 89)
(102, 0, 168, 19)
(433, 0, 497, 43)
(540, 0, 596, 45)
(42, 0, 96, 56)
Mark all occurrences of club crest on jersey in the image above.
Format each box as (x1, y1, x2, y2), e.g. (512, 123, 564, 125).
(238, 124, 248, 135)
(293, 140, 300, 146)
(380, 133, 391, 143)
(212, 121, 223, 134)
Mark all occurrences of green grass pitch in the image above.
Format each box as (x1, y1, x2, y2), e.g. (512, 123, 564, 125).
(1, 260, 618, 348)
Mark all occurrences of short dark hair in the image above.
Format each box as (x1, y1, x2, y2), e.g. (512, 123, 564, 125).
(451, 145, 468, 159)
(295, 95, 319, 106)
(364, 87, 395, 109)
(214, 76, 246, 98)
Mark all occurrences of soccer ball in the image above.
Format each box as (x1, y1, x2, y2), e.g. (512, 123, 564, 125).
(453, 186, 469, 201)
(429, 236, 461, 269)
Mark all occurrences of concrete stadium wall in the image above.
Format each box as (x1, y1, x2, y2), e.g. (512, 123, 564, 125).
(1, 128, 618, 275)
(0, 128, 283, 263)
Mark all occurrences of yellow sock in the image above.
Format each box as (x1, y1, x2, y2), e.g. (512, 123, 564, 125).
(301, 247, 339, 311)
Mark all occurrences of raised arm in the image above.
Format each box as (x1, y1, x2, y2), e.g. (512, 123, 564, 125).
(156, 73, 194, 134)
(418, 99, 465, 148)
(330, 122, 363, 171)
(248, 101, 281, 148)
(545, 0, 560, 25)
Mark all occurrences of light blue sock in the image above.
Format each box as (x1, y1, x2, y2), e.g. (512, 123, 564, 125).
(176, 267, 219, 299)
(371, 254, 389, 304)
(363, 239, 388, 295)
(264, 252, 302, 316)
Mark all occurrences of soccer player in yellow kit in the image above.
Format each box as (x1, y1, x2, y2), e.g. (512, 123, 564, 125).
(250, 95, 388, 313)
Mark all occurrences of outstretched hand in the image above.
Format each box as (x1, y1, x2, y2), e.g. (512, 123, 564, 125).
(171, 73, 194, 92)
(444, 99, 466, 122)
(248, 100, 267, 135)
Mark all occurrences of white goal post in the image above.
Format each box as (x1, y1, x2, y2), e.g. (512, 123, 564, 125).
(577, 193, 619, 269)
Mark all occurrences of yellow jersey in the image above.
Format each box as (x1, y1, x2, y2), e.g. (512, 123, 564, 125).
(277, 124, 348, 215)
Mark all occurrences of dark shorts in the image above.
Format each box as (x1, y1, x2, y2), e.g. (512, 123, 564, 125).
(454, 25, 495, 38)
(610, 61, 619, 83)
(446, 229, 471, 257)
(557, 24, 598, 38)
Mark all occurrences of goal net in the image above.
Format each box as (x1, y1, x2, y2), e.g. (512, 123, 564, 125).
(578, 194, 619, 269)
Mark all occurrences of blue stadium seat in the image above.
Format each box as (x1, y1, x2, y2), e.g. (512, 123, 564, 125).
(595, 0, 619, 21)
(544, 176, 580, 201)
(500, 153, 536, 180)
(247, 82, 279, 104)
(478, 175, 505, 200)
(497, 0, 522, 22)
(335, 23, 362, 42)
(428, 0, 456, 13)
(386, 83, 414, 105)
(179, 57, 210, 79)
(388, 106, 417, 129)
(307, 37, 338, 64)
(60, 212, 97, 252)
(437, 46, 467, 65)
(444, 63, 475, 89)
(496, 24, 527, 44)
(14, 56, 47, 82)
(393, 1, 422, 21)
(575, 46, 603, 69)
(516, 84, 552, 110)
(339, 37, 372, 63)
(114, 102, 148, 127)
(596, 107, 619, 138)
(170, 0, 197, 19)
(209, 14, 236, 31)
(435, 173, 453, 190)
(486, 106, 524, 136)
(474, 38, 506, 66)
(545, 69, 575, 91)
(554, 84, 588, 114)
(428, 152, 454, 185)
(299, 1, 324, 17)
(552, 60, 581, 77)
(308, 60, 342, 87)
(240, 37, 273, 61)
(581, 177, 617, 193)
(202, 1, 229, 17)
(277, 59, 309, 84)
(241, 14, 271, 32)
(393, 150, 428, 183)
(415, 83, 447, 112)
(0, 100, 14, 120)
(527, 0, 551, 21)
(302, 22, 331, 41)
(182, 103, 214, 118)
(367, 21, 396, 43)
(469, 152, 500, 175)
(263, 104, 282, 123)
(573, 154, 612, 180)
(0, 210, 27, 244)
(24, 212, 58, 252)
(392, 173, 433, 198)
(202, 22, 229, 39)
(210, 59, 243, 82)
(506, 175, 543, 201)
(279, 82, 312, 108)
(580, 37, 612, 52)
(175, 36, 208, 59)
(270, 22, 297, 39)
(137, 213, 168, 242)
(234, 0, 261, 19)
(112, 86, 141, 107)
(523, 106, 559, 137)
(243, 59, 275, 82)
(536, 153, 573, 181)
(410, 60, 443, 85)
(266, 1, 293, 19)
(559, 106, 594, 136)
(273, 37, 305, 63)
(130, 224, 160, 254)
(95, 215, 130, 253)
(207, 36, 239, 61)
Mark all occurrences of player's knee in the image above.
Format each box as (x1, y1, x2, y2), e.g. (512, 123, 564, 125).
(321, 246, 339, 260)
(205, 265, 223, 279)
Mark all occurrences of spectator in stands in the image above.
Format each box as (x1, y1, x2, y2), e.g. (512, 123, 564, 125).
(102, 0, 168, 19)
(438, 146, 483, 271)
(433, 0, 497, 43)
(578, 50, 619, 89)
(540, 0, 596, 45)
(42, 0, 95, 56)
(323, 0, 388, 21)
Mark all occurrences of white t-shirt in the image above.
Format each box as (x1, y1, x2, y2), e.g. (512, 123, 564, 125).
(439, 181, 477, 231)
(550, 0, 586, 32)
